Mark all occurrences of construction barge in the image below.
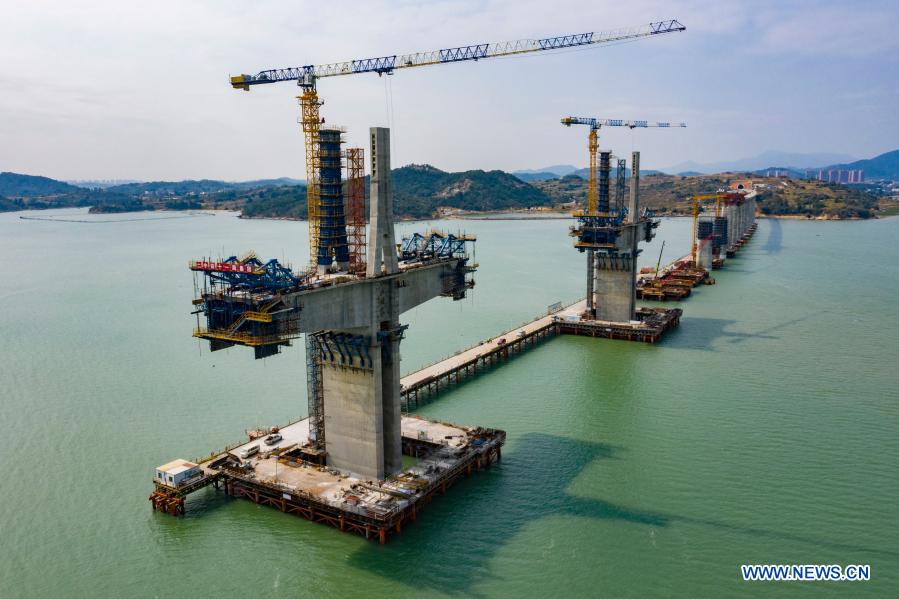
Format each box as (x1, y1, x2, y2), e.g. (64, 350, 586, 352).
(636, 260, 714, 301)
(559, 306, 682, 341)
(636, 218, 760, 302)
(151, 415, 504, 543)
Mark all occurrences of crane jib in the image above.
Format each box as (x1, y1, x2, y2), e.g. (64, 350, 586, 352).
(440, 44, 489, 62)
(352, 56, 397, 74)
(232, 19, 685, 88)
(651, 20, 684, 33)
(538, 32, 594, 50)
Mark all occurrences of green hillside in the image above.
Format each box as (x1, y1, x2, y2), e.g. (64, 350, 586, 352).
(392, 164, 552, 218)
(107, 179, 237, 196)
(532, 173, 885, 219)
(0, 166, 889, 220)
(0, 172, 82, 197)
(223, 186, 308, 220)
(0, 195, 21, 211)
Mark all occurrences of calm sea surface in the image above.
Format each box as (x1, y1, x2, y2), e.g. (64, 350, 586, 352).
(1, 209, 896, 597)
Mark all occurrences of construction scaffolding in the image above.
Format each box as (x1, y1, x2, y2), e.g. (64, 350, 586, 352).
(299, 90, 322, 271)
(317, 129, 350, 271)
(190, 253, 304, 357)
(614, 158, 627, 213)
(305, 333, 325, 450)
(345, 147, 367, 274)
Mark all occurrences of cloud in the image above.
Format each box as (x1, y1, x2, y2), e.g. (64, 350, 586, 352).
(0, 0, 896, 178)
(749, 1, 899, 57)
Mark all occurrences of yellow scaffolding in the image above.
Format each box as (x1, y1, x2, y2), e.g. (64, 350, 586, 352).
(299, 89, 322, 271)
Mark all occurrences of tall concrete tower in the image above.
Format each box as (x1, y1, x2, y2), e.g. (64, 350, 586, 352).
(577, 151, 657, 323)
(321, 127, 404, 478)
(367, 127, 399, 278)
(194, 126, 477, 481)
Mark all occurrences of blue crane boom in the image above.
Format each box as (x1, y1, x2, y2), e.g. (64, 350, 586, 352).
(230, 20, 685, 90)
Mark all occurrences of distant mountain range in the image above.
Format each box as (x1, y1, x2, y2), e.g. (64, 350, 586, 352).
(512, 164, 579, 177)
(67, 179, 140, 189)
(664, 150, 858, 174)
(512, 148, 899, 181)
(569, 167, 666, 179)
(821, 149, 899, 180)
(512, 165, 579, 182)
(513, 165, 666, 182)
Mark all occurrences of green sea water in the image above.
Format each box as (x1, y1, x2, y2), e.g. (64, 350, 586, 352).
(1, 209, 896, 597)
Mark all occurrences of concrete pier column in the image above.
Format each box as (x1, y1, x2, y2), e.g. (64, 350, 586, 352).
(320, 317, 403, 479)
(698, 239, 712, 270)
(593, 253, 636, 322)
(592, 151, 641, 323)
(627, 152, 640, 223)
(367, 127, 399, 277)
(379, 324, 403, 476)
(726, 204, 736, 250)
(740, 200, 747, 237)
(321, 339, 385, 479)
(586, 249, 595, 316)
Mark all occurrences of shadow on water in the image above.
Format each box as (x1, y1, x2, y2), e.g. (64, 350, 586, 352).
(676, 315, 809, 350)
(716, 266, 761, 274)
(346, 433, 663, 596)
(348, 433, 898, 596)
(763, 218, 783, 254)
(727, 315, 810, 344)
(677, 317, 777, 350)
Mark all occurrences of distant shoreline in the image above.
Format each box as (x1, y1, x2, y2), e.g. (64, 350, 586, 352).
(6, 205, 889, 222)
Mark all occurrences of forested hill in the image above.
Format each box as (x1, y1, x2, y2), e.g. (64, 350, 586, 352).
(391, 164, 552, 218)
(209, 165, 554, 220)
(0, 166, 891, 220)
(532, 173, 887, 219)
(0, 172, 82, 196)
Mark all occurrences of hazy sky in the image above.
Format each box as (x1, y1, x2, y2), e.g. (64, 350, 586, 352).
(2, 0, 897, 180)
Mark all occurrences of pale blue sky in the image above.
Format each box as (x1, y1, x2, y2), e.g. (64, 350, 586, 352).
(1, 0, 896, 180)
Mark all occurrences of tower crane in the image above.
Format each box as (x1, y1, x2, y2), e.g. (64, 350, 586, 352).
(231, 20, 686, 268)
(561, 118, 686, 217)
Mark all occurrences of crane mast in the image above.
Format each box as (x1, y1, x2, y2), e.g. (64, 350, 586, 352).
(231, 20, 685, 269)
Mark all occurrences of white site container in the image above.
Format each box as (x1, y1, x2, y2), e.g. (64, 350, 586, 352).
(155, 459, 200, 487)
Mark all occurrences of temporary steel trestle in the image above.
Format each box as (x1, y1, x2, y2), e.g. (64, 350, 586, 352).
(400, 305, 681, 410)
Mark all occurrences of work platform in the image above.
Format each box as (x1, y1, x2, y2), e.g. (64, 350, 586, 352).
(636, 220, 759, 303)
(151, 415, 504, 543)
(400, 300, 680, 409)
